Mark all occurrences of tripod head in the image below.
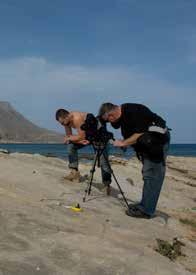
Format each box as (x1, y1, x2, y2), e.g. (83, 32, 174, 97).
(91, 139, 112, 151)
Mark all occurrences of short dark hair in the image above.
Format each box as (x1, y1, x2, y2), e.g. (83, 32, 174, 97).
(98, 103, 117, 117)
(55, 109, 69, 121)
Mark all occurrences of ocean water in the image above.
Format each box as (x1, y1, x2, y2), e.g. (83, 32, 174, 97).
(0, 143, 196, 159)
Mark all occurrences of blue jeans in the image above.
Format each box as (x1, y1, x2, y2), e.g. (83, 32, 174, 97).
(67, 143, 111, 185)
(137, 141, 170, 216)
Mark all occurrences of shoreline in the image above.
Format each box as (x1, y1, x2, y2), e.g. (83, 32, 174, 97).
(1, 143, 196, 159)
(1, 147, 196, 159)
(1, 147, 196, 160)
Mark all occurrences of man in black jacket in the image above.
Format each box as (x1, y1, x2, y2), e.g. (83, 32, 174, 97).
(99, 102, 170, 219)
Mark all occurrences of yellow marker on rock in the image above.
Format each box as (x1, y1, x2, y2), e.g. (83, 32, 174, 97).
(71, 203, 82, 212)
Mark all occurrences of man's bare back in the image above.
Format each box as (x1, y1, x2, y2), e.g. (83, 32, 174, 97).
(68, 112, 87, 129)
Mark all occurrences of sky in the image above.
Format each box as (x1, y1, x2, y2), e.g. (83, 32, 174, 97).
(0, 0, 196, 143)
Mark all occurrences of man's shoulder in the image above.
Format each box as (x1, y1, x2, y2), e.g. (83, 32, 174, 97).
(71, 111, 87, 118)
(122, 103, 146, 108)
(122, 103, 150, 113)
(72, 112, 87, 126)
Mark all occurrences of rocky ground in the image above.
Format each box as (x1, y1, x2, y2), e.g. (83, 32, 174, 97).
(0, 151, 195, 275)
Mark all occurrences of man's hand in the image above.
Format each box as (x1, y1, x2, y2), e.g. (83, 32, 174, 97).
(64, 136, 70, 144)
(112, 139, 125, 147)
(112, 133, 143, 147)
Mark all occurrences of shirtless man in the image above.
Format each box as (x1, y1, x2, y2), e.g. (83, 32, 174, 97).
(55, 109, 111, 193)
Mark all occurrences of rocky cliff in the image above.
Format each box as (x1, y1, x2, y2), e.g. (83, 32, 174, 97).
(0, 101, 63, 143)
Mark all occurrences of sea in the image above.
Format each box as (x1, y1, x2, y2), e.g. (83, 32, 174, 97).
(0, 143, 196, 159)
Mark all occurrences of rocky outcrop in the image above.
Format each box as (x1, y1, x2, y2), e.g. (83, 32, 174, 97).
(0, 101, 63, 143)
(0, 154, 195, 274)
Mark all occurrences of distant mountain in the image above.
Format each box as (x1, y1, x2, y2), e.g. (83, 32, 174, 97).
(0, 101, 63, 143)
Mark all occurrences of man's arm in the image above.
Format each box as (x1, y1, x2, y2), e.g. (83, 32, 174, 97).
(113, 133, 143, 147)
(66, 117, 86, 143)
(68, 128, 86, 143)
(64, 125, 72, 136)
(64, 126, 73, 144)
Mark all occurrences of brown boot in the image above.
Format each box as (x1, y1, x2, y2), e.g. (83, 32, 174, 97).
(64, 169, 81, 182)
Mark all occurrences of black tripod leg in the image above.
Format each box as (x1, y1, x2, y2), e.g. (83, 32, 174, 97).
(83, 151, 98, 202)
(102, 153, 129, 209)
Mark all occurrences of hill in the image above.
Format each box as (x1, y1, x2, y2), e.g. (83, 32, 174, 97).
(0, 101, 63, 143)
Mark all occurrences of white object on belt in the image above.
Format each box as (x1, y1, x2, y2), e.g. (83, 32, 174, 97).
(148, 126, 167, 134)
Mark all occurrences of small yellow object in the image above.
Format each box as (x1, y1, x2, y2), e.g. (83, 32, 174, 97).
(71, 203, 82, 212)
(71, 207, 81, 212)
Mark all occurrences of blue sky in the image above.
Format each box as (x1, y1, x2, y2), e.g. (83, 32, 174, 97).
(0, 0, 196, 143)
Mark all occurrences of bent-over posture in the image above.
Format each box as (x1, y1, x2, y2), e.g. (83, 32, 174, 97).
(56, 109, 112, 194)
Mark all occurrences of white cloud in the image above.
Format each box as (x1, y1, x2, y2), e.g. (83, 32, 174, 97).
(0, 56, 195, 142)
(0, 56, 190, 102)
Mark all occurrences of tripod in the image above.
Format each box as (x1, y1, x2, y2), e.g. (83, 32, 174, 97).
(83, 141, 129, 209)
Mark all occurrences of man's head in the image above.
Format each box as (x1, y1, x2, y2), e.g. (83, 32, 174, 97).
(56, 109, 70, 126)
(98, 103, 121, 123)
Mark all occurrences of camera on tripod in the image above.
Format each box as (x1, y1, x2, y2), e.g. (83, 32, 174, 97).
(81, 114, 129, 209)
(81, 113, 114, 145)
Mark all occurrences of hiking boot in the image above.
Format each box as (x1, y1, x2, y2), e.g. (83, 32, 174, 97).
(64, 169, 81, 182)
(128, 202, 141, 211)
(125, 207, 151, 219)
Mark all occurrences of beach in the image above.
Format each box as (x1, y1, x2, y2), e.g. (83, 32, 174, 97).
(0, 151, 195, 274)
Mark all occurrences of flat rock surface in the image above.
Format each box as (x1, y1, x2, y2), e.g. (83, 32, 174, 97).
(0, 153, 195, 274)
